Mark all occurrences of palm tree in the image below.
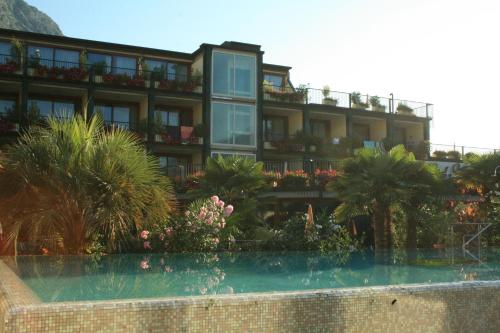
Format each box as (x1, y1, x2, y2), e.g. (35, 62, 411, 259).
(191, 155, 268, 238)
(328, 145, 441, 251)
(0, 115, 176, 254)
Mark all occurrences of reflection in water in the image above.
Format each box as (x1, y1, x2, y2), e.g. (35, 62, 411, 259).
(3, 249, 500, 303)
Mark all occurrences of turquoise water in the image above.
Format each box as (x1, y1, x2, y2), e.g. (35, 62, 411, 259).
(3, 249, 500, 303)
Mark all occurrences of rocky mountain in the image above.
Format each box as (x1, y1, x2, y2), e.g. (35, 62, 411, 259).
(0, 0, 63, 35)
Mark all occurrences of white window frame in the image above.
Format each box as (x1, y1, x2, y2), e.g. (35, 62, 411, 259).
(210, 101, 257, 149)
(211, 49, 257, 100)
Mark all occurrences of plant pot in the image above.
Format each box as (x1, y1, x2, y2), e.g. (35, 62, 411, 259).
(352, 103, 368, 110)
(94, 75, 103, 83)
(397, 109, 414, 116)
(372, 105, 386, 112)
(322, 98, 337, 106)
(263, 141, 275, 149)
(27, 68, 35, 76)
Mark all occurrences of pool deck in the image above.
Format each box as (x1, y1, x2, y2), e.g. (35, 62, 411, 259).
(1, 259, 500, 333)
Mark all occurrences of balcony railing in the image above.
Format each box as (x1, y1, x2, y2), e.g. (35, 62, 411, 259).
(150, 125, 203, 145)
(263, 83, 433, 118)
(0, 54, 203, 94)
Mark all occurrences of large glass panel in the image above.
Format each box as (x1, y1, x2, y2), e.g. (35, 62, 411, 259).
(145, 60, 167, 80)
(234, 104, 254, 145)
(0, 42, 11, 64)
(264, 117, 285, 141)
(168, 112, 179, 126)
(114, 107, 130, 129)
(28, 46, 53, 68)
(212, 52, 234, 96)
(53, 102, 75, 119)
(212, 102, 255, 146)
(95, 105, 112, 124)
(0, 99, 15, 117)
(113, 56, 136, 76)
(154, 110, 179, 126)
(28, 100, 52, 118)
(234, 55, 255, 98)
(212, 103, 233, 144)
(311, 120, 328, 139)
(88, 53, 112, 74)
(54, 49, 79, 69)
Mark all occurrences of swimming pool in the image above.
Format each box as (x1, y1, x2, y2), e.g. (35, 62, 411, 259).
(1, 249, 499, 332)
(3, 249, 500, 302)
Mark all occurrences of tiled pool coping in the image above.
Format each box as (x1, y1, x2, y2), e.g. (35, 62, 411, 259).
(1, 259, 499, 333)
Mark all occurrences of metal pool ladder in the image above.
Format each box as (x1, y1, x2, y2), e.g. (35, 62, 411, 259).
(462, 223, 492, 251)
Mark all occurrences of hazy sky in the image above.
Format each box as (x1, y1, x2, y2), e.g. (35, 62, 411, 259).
(28, 0, 500, 150)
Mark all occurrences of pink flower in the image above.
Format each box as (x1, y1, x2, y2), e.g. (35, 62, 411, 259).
(143, 241, 152, 250)
(198, 210, 206, 219)
(207, 218, 213, 225)
(140, 260, 149, 270)
(165, 227, 173, 237)
(211, 195, 219, 204)
(217, 200, 225, 208)
(224, 205, 234, 217)
(140, 230, 150, 240)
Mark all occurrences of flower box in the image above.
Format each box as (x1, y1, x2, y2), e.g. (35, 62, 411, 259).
(322, 98, 337, 106)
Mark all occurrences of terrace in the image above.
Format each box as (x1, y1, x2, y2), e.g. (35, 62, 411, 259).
(263, 83, 434, 119)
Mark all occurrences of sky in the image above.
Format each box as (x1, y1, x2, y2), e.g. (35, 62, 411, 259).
(27, 0, 500, 150)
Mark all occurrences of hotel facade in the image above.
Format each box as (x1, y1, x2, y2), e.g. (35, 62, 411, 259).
(0, 28, 432, 178)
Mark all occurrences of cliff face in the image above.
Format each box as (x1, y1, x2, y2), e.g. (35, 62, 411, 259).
(0, 0, 63, 35)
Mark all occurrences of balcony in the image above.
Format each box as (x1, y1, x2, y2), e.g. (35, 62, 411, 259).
(263, 83, 433, 118)
(0, 53, 203, 94)
(148, 125, 203, 146)
(263, 132, 305, 153)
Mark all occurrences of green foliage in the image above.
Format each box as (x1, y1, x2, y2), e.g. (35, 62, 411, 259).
(328, 145, 443, 250)
(369, 96, 381, 107)
(91, 61, 107, 75)
(191, 156, 268, 238)
(0, 115, 176, 254)
(350, 92, 362, 104)
(396, 103, 413, 113)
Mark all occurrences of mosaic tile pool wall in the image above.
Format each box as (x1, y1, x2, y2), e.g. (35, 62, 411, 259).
(1, 260, 499, 333)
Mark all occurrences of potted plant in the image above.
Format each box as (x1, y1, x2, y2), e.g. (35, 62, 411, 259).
(91, 61, 107, 83)
(10, 38, 22, 74)
(350, 92, 368, 109)
(396, 103, 414, 115)
(369, 96, 386, 112)
(322, 85, 337, 106)
(278, 170, 309, 190)
(446, 150, 461, 161)
(192, 123, 204, 144)
(432, 150, 447, 160)
(192, 69, 203, 93)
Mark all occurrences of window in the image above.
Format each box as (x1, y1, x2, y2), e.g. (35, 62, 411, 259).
(159, 156, 189, 178)
(145, 59, 167, 80)
(95, 104, 136, 130)
(88, 54, 136, 76)
(27, 46, 79, 69)
(27, 46, 53, 68)
(155, 110, 179, 127)
(88, 53, 112, 74)
(113, 56, 136, 76)
(0, 99, 15, 117)
(212, 51, 256, 98)
(54, 49, 79, 68)
(212, 102, 255, 146)
(311, 120, 330, 141)
(264, 74, 284, 87)
(167, 63, 188, 81)
(0, 42, 11, 64)
(28, 99, 75, 119)
(263, 116, 286, 141)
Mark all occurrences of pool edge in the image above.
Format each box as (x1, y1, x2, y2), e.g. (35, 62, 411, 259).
(1, 259, 500, 332)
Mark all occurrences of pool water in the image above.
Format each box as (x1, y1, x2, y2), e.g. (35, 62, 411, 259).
(3, 249, 500, 302)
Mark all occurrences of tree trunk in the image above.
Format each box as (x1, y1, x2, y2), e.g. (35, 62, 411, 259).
(406, 214, 418, 262)
(384, 207, 393, 249)
(372, 202, 387, 251)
